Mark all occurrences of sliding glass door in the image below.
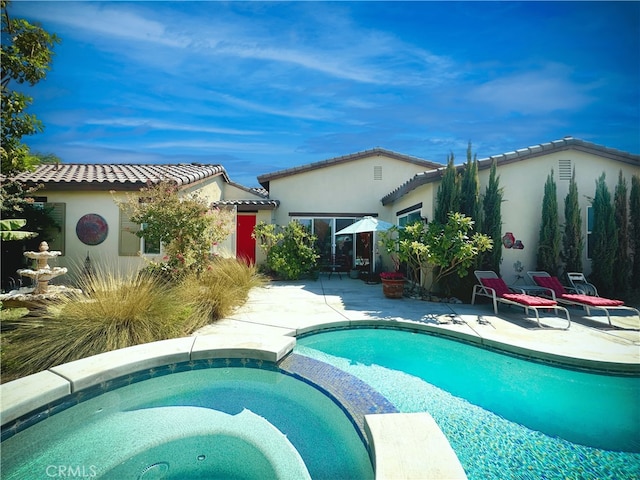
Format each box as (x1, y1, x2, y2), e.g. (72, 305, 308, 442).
(292, 217, 357, 266)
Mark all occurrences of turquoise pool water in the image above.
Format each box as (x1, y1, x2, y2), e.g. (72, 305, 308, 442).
(1, 366, 373, 480)
(297, 328, 640, 479)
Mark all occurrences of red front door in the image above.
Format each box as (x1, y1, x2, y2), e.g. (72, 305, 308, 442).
(236, 214, 257, 265)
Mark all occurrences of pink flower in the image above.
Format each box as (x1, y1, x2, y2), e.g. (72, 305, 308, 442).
(380, 271, 404, 280)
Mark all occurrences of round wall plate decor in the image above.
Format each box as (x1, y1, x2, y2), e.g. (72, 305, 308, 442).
(76, 214, 108, 245)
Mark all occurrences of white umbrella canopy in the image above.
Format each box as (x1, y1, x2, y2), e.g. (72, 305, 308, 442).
(335, 216, 396, 235)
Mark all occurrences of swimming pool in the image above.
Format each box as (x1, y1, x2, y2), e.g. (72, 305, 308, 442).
(1, 364, 373, 479)
(297, 328, 640, 479)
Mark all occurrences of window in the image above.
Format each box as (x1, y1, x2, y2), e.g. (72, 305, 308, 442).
(397, 203, 423, 227)
(398, 211, 422, 227)
(291, 217, 356, 261)
(119, 212, 160, 256)
(374, 166, 382, 180)
(33, 201, 66, 255)
(45, 203, 65, 254)
(586, 206, 594, 260)
(119, 211, 141, 256)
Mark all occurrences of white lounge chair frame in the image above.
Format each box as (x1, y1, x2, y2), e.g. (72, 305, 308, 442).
(565, 272, 598, 296)
(471, 271, 571, 329)
(527, 271, 640, 327)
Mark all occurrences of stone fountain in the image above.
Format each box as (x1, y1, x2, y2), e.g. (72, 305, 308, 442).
(0, 241, 80, 312)
(18, 241, 67, 294)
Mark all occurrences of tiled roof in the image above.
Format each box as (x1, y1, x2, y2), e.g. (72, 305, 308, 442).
(381, 137, 640, 205)
(7, 163, 229, 191)
(212, 199, 280, 211)
(226, 180, 270, 198)
(257, 147, 443, 189)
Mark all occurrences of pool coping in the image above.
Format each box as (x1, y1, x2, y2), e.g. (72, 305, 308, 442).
(0, 333, 295, 426)
(296, 318, 640, 375)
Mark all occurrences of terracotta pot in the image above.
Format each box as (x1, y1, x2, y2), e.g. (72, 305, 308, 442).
(381, 278, 405, 298)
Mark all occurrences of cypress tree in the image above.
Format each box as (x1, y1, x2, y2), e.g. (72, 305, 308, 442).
(613, 171, 630, 294)
(561, 167, 583, 275)
(480, 159, 503, 274)
(590, 173, 617, 297)
(537, 170, 560, 274)
(630, 175, 640, 289)
(459, 142, 481, 227)
(434, 153, 460, 225)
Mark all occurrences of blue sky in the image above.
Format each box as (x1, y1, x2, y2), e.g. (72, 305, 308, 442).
(11, 1, 640, 187)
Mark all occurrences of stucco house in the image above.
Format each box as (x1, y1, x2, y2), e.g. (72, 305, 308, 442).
(4, 163, 276, 285)
(257, 148, 444, 272)
(4, 136, 639, 291)
(257, 137, 639, 284)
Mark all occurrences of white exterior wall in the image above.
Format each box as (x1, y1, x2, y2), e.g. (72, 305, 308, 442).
(221, 183, 264, 201)
(382, 148, 638, 286)
(37, 175, 234, 282)
(383, 184, 437, 225)
(268, 154, 431, 225)
(475, 151, 638, 284)
(37, 190, 144, 282)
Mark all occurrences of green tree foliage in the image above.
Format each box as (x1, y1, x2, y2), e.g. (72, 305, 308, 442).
(537, 170, 560, 274)
(115, 181, 235, 277)
(382, 212, 492, 295)
(479, 159, 503, 273)
(1, 0, 60, 175)
(630, 175, 640, 289)
(590, 173, 617, 297)
(434, 153, 460, 224)
(253, 221, 319, 280)
(613, 170, 630, 294)
(561, 167, 583, 275)
(0, 218, 36, 240)
(459, 142, 480, 226)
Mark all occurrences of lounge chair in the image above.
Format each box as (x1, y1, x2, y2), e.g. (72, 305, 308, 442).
(471, 271, 571, 329)
(565, 272, 598, 296)
(527, 271, 639, 327)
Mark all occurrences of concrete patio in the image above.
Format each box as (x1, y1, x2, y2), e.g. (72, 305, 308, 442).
(196, 276, 640, 373)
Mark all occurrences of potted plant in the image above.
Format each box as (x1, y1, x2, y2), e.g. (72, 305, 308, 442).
(378, 235, 406, 298)
(379, 270, 405, 298)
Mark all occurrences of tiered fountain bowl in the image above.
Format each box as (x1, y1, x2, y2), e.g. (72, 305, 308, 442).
(0, 241, 80, 312)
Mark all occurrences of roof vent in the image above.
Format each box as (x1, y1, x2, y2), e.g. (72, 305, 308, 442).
(558, 159, 572, 181)
(374, 166, 382, 181)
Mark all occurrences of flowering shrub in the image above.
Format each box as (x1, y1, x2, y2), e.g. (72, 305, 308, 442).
(114, 181, 235, 278)
(380, 212, 492, 294)
(379, 271, 405, 280)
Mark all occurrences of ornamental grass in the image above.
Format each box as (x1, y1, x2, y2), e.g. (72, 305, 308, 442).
(1, 258, 265, 382)
(175, 257, 266, 333)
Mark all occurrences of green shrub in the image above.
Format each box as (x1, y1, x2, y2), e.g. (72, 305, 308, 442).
(254, 221, 319, 280)
(381, 212, 492, 295)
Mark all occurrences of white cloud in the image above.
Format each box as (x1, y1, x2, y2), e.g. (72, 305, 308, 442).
(84, 118, 261, 136)
(14, 2, 190, 48)
(17, 2, 453, 87)
(209, 92, 335, 122)
(468, 65, 594, 115)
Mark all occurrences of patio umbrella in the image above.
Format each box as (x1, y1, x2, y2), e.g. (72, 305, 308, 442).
(334, 216, 396, 235)
(335, 216, 396, 278)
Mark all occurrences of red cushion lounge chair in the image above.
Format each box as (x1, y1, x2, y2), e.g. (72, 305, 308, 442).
(527, 271, 639, 327)
(471, 271, 571, 329)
